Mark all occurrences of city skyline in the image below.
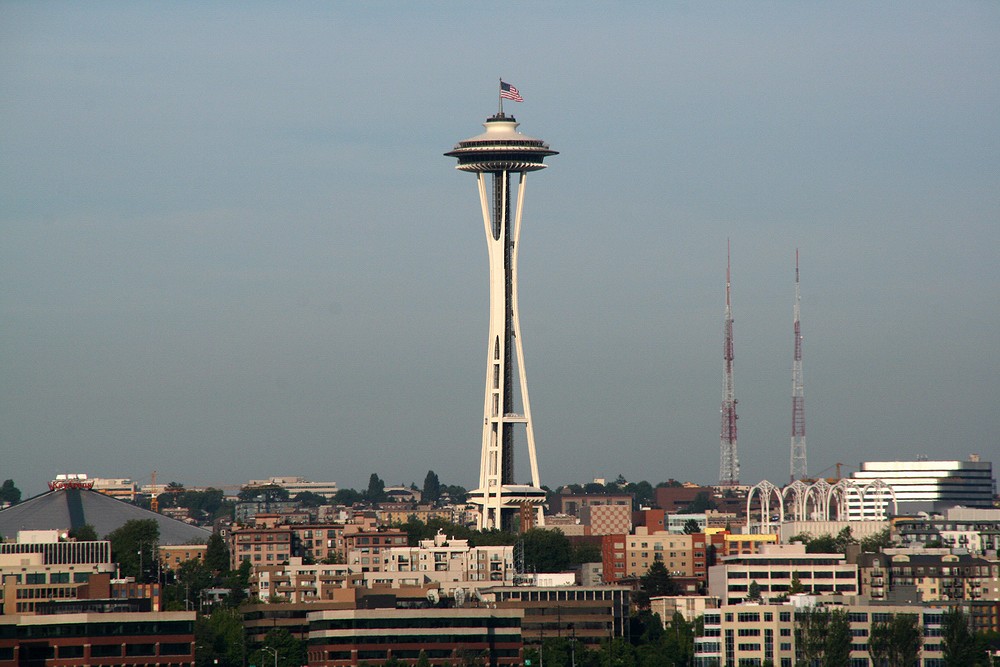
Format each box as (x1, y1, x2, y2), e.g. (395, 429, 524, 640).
(2, 3, 998, 497)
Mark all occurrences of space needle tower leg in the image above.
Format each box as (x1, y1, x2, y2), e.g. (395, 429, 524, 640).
(447, 112, 556, 532)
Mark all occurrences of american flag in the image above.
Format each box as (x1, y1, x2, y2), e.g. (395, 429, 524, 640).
(500, 81, 524, 102)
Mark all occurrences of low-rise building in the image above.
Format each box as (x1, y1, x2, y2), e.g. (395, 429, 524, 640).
(230, 526, 294, 569)
(344, 529, 408, 573)
(581, 504, 632, 536)
(551, 493, 632, 518)
(306, 607, 523, 667)
(252, 557, 350, 602)
(158, 544, 207, 571)
(894, 506, 1000, 554)
(694, 601, 947, 667)
(709, 543, 858, 605)
(0, 610, 195, 665)
(859, 550, 1000, 604)
(650, 595, 720, 624)
(0, 533, 118, 616)
(384, 533, 514, 585)
(719, 531, 778, 557)
(88, 477, 139, 501)
(486, 585, 630, 648)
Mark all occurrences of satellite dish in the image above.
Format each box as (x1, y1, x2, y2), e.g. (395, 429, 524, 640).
(454, 588, 466, 607)
(427, 589, 439, 605)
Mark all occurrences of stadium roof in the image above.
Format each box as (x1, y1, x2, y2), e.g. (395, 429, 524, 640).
(0, 488, 211, 545)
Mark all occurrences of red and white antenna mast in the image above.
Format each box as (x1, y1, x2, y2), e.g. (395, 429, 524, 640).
(719, 241, 740, 487)
(790, 249, 808, 482)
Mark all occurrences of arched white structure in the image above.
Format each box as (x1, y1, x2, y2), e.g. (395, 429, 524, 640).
(829, 479, 864, 520)
(861, 479, 898, 520)
(804, 478, 832, 520)
(782, 480, 810, 522)
(747, 481, 784, 534)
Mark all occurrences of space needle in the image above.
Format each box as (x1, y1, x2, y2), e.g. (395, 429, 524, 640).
(446, 84, 557, 532)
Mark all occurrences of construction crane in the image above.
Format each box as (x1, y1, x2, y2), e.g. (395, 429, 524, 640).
(147, 470, 185, 513)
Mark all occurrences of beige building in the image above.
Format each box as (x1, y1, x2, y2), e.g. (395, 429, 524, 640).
(344, 529, 408, 573)
(582, 504, 632, 536)
(1, 553, 117, 615)
(650, 595, 720, 624)
(89, 477, 139, 501)
(158, 544, 207, 571)
(626, 528, 696, 578)
(383, 532, 515, 585)
(252, 557, 351, 602)
(709, 543, 858, 605)
(230, 526, 293, 569)
(694, 600, 947, 667)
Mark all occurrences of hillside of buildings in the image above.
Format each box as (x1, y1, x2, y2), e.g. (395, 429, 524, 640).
(0, 464, 998, 666)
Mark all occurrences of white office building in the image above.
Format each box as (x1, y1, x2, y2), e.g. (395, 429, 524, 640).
(851, 457, 995, 513)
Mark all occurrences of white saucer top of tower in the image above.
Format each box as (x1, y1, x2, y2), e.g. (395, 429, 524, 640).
(445, 114, 558, 173)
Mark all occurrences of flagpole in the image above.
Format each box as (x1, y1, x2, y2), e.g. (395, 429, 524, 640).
(498, 77, 503, 115)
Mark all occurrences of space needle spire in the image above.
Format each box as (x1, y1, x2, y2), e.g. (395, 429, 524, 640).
(719, 241, 740, 487)
(790, 249, 808, 482)
(446, 96, 556, 532)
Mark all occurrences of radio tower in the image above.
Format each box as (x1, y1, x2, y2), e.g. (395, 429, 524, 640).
(790, 249, 808, 482)
(719, 242, 740, 487)
(445, 100, 556, 532)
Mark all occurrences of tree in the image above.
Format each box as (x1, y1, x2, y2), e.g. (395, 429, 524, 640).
(823, 609, 852, 667)
(422, 470, 441, 503)
(195, 607, 245, 667)
(747, 580, 762, 602)
(0, 479, 21, 505)
(333, 488, 364, 505)
(942, 608, 977, 666)
(684, 491, 718, 513)
(860, 527, 893, 553)
(250, 627, 306, 667)
(69, 524, 98, 541)
(788, 573, 805, 595)
(570, 542, 603, 565)
(636, 560, 680, 607)
(796, 608, 830, 666)
(869, 619, 893, 667)
(223, 559, 252, 607)
(627, 480, 656, 508)
(106, 519, 160, 582)
(522, 528, 571, 573)
(683, 518, 701, 535)
(205, 533, 230, 574)
(365, 473, 386, 503)
(440, 484, 468, 503)
(871, 613, 922, 667)
(292, 491, 326, 507)
(889, 613, 922, 667)
(237, 484, 289, 503)
(174, 559, 213, 610)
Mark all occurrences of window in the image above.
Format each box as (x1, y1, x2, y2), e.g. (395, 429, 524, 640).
(58, 646, 84, 659)
(125, 644, 157, 656)
(91, 644, 122, 658)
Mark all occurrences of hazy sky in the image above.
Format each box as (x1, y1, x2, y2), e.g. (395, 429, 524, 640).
(2, 3, 998, 498)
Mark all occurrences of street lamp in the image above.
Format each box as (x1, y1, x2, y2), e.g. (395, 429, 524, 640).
(262, 646, 278, 667)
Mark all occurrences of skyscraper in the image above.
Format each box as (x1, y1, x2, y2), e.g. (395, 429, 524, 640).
(446, 111, 556, 531)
